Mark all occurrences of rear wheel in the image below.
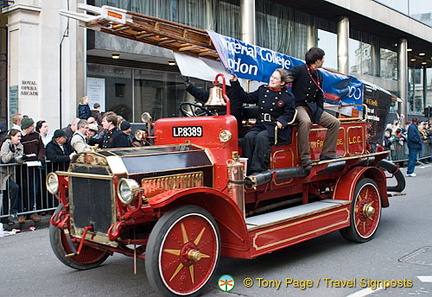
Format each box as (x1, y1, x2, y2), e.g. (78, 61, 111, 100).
(49, 204, 109, 270)
(340, 178, 381, 243)
(145, 205, 220, 296)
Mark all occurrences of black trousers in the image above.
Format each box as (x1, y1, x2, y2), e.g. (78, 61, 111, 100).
(8, 179, 22, 214)
(240, 129, 271, 174)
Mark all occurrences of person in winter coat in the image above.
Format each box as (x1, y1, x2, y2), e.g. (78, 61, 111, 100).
(230, 68, 296, 174)
(46, 129, 76, 168)
(71, 119, 91, 153)
(78, 95, 91, 120)
(288, 47, 341, 166)
(20, 117, 44, 221)
(0, 129, 26, 224)
(406, 117, 423, 177)
(90, 103, 103, 126)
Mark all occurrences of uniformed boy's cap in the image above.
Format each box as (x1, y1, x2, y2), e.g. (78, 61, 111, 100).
(120, 121, 131, 131)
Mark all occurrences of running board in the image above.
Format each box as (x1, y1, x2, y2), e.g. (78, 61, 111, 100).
(246, 199, 351, 257)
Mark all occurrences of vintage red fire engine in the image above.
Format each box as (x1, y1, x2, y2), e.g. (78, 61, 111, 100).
(49, 5, 405, 297)
(47, 74, 405, 297)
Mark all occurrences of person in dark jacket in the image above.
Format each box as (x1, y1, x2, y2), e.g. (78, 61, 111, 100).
(230, 68, 296, 174)
(78, 95, 91, 120)
(62, 118, 79, 144)
(118, 121, 133, 147)
(90, 103, 103, 125)
(21, 117, 45, 162)
(20, 117, 44, 221)
(46, 129, 76, 169)
(92, 112, 130, 148)
(288, 47, 340, 166)
(406, 117, 422, 177)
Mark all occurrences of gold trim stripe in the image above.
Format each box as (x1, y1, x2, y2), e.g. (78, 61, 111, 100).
(56, 171, 113, 180)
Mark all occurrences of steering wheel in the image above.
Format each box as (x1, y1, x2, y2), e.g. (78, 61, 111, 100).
(179, 102, 212, 117)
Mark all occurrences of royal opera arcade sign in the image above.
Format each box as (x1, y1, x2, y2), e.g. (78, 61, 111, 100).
(207, 30, 364, 109)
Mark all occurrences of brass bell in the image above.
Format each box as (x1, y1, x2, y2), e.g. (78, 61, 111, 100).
(205, 86, 226, 106)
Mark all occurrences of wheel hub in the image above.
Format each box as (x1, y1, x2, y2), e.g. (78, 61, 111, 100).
(187, 249, 203, 262)
(362, 202, 375, 218)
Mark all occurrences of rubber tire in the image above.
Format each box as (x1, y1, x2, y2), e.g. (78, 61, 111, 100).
(145, 205, 220, 297)
(340, 178, 382, 243)
(49, 204, 109, 270)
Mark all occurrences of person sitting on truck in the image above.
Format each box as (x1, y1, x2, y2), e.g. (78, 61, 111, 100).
(230, 68, 296, 175)
(288, 47, 341, 167)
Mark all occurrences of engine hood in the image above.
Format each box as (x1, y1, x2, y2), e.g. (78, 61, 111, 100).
(70, 144, 213, 175)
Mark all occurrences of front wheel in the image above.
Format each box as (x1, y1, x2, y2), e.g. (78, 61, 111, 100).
(340, 178, 382, 243)
(145, 205, 220, 296)
(49, 204, 109, 270)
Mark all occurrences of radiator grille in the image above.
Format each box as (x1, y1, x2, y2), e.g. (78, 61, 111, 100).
(70, 177, 113, 234)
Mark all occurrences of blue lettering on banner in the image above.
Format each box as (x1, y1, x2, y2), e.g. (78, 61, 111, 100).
(207, 30, 303, 83)
(207, 30, 364, 109)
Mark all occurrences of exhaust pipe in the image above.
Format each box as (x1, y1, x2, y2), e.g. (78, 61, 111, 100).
(245, 166, 310, 188)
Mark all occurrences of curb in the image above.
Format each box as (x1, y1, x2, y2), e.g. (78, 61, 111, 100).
(2, 214, 51, 233)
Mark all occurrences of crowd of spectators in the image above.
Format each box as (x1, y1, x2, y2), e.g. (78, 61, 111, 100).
(383, 118, 432, 164)
(0, 99, 139, 227)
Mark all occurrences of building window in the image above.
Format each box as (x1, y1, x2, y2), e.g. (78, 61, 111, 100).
(115, 83, 125, 97)
(87, 63, 207, 122)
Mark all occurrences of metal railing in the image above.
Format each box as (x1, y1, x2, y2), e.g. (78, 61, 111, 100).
(387, 141, 431, 163)
(0, 161, 68, 219)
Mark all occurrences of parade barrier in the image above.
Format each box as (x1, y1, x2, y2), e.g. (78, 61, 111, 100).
(388, 141, 431, 164)
(0, 161, 67, 220)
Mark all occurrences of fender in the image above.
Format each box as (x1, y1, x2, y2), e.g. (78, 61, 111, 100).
(148, 187, 249, 255)
(378, 159, 406, 192)
(333, 166, 389, 207)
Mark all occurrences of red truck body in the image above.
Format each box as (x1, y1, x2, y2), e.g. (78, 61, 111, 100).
(49, 5, 405, 296)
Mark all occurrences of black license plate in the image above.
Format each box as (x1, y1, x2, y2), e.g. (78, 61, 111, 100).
(172, 126, 203, 137)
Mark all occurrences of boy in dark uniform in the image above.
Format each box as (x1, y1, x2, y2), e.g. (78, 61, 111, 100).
(289, 47, 340, 166)
(97, 112, 130, 148)
(231, 68, 296, 174)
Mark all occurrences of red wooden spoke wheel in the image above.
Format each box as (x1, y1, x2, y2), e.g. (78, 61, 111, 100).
(146, 206, 220, 296)
(49, 204, 109, 270)
(340, 178, 382, 243)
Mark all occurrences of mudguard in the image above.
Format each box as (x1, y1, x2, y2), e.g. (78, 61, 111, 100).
(333, 166, 389, 207)
(149, 187, 250, 255)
